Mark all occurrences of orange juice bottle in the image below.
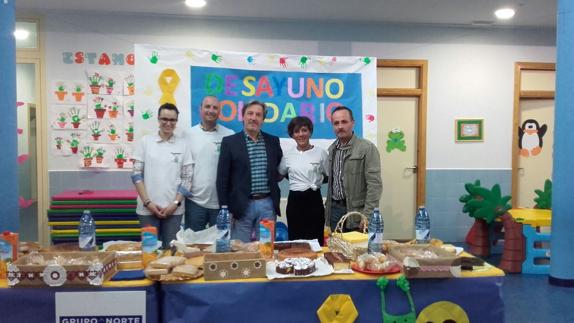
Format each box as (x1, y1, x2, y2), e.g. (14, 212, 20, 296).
(259, 219, 275, 259)
(323, 226, 331, 246)
(0, 231, 19, 279)
(141, 226, 158, 267)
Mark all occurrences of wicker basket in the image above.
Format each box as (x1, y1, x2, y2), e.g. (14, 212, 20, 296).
(327, 211, 368, 261)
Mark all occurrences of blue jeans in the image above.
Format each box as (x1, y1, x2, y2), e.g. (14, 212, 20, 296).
(184, 199, 219, 231)
(138, 213, 183, 249)
(231, 197, 276, 242)
(329, 202, 348, 232)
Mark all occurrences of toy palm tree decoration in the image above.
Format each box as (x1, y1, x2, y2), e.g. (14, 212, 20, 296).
(534, 179, 552, 209)
(460, 180, 523, 272)
(461, 181, 511, 255)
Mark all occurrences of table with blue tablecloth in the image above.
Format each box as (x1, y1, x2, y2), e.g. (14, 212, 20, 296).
(0, 278, 159, 323)
(160, 262, 505, 323)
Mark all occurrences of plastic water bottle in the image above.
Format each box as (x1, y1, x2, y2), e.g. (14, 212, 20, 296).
(415, 206, 431, 243)
(216, 206, 231, 253)
(368, 208, 383, 253)
(78, 210, 96, 251)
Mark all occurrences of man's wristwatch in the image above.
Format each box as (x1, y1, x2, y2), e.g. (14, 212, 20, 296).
(173, 200, 182, 207)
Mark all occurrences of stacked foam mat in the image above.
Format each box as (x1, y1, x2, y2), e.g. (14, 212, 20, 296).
(48, 190, 140, 245)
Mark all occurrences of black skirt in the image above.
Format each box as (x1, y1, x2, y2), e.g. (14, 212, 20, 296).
(286, 189, 325, 246)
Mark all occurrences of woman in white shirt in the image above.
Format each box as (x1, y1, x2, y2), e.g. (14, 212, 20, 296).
(131, 103, 193, 248)
(279, 116, 328, 245)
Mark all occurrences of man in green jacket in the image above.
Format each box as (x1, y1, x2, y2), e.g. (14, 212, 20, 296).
(326, 106, 383, 231)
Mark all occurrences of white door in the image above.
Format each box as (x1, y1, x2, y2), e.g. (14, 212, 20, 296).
(378, 97, 418, 239)
(516, 69, 555, 208)
(517, 100, 554, 207)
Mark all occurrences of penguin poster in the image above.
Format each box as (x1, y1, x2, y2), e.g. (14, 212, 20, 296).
(518, 119, 547, 157)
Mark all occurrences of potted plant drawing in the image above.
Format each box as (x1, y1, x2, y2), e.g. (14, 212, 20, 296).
(72, 84, 85, 102)
(68, 107, 83, 129)
(108, 101, 120, 119)
(114, 147, 127, 168)
(126, 75, 135, 95)
(106, 77, 115, 94)
(127, 101, 135, 117)
(54, 82, 67, 101)
(67, 133, 81, 154)
(81, 146, 94, 167)
(56, 112, 67, 128)
(93, 96, 106, 119)
(95, 147, 106, 164)
(89, 121, 102, 141)
(108, 124, 119, 141)
(88, 73, 103, 94)
(125, 122, 134, 142)
(54, 137, 64, 150)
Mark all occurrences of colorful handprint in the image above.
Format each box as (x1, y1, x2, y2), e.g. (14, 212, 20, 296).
(141, 109, 153, 120)
(211, 53, 223, 63)
(279, 57, 288, 68)
(148, 51, 159, 64)
(299, 56, 309, 68)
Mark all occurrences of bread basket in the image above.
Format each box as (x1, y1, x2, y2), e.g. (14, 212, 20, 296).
(327, 211, 368, 261)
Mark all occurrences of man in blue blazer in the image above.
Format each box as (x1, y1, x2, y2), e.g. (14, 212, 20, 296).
(216, 100, 283, 242)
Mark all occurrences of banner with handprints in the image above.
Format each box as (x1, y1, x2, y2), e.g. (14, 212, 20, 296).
(134, 45, 378, 145)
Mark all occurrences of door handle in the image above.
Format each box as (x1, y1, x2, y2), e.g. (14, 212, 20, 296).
(405, 166, 418, 173)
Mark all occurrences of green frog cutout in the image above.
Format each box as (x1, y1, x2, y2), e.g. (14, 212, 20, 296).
(386, 128, 406, 152)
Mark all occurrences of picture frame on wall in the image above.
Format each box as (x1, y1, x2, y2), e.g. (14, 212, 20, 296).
(455, 118, 484, 142)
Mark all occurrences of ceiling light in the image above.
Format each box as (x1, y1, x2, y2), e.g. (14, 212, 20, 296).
(494, 8, 515, 20)
(185, 0, 206, 8)
(14, 29, 30, 40)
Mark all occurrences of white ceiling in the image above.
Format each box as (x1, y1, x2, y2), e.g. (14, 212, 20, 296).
(16, 0, 556, 28)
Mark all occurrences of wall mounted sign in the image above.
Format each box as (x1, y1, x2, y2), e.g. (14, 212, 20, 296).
(455, 119, 484, 142)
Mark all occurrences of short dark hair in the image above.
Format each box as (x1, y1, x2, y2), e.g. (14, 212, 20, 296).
(242, 100, 267, 118)
(287, 116, 314, 137)
(158, 103, 179, 116)
(331, 106, 354, 121)
(200, 95, 218, 107)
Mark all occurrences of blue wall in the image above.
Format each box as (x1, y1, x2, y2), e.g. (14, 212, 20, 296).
(426, 169, 512, 242)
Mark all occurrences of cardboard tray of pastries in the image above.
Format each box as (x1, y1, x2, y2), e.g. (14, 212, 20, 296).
(103, 241, 143, 270)
(144, 256, 203, 281)
(388, 244, 461, 278)
(204, 252, 266, 281)
(7, 252, 117, 287)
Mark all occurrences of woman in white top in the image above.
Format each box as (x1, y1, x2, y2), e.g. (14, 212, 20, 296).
(279, 116, 328, 245)
(131, 103, 193, 248)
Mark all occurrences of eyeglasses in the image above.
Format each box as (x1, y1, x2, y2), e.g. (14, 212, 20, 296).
(159, 117, 178, 123)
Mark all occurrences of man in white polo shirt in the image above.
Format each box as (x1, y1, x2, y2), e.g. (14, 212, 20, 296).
(185, 96, 234, 231)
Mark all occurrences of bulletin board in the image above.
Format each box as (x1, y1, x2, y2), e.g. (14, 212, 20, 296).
(46, 44, 135, 171)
